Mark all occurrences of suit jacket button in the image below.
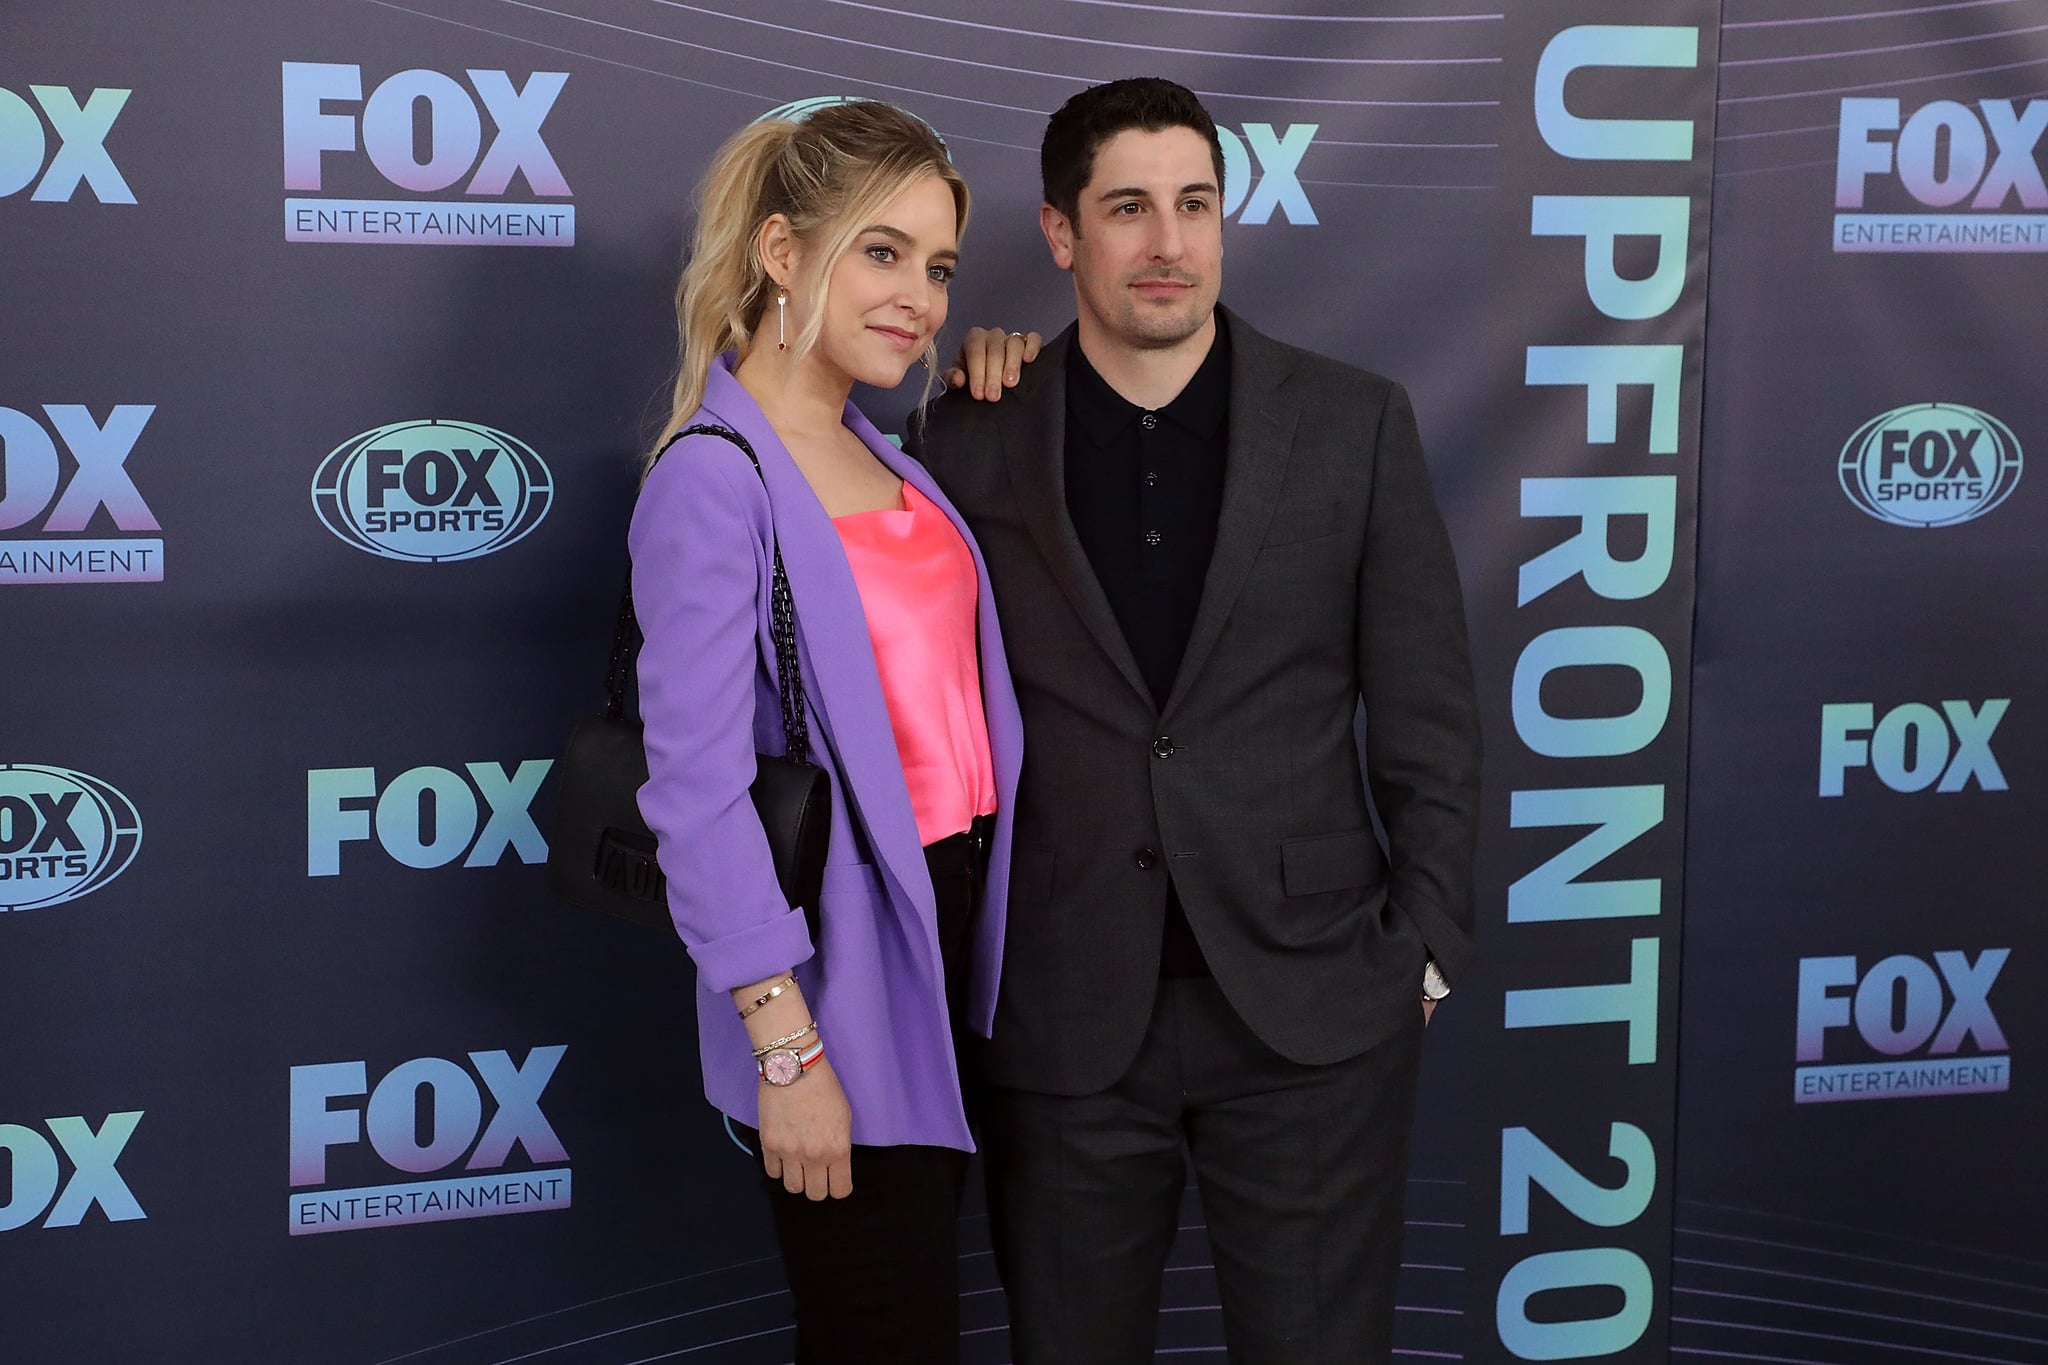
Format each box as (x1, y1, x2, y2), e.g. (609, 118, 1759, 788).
(1152, 735, 1175, 759)
(1135, 848, 1159, 870)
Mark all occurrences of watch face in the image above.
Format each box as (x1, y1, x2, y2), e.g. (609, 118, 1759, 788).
(762, 1050, 802, 1086)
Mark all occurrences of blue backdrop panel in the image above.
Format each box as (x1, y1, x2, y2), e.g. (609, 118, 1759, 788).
(1674, 3, 2048, 1362)
(4, 1, 2042, 1362)
(1466, 4, 1719, 1360)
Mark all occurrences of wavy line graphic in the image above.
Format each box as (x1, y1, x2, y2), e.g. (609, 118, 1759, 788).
(1670, 1204, 2048, 1365)
(1677, 1285, 2048, 1349)
(362, 0, 1509, 192)
(368, 1201, 1464, 1362)
(1672, 1314, 2037, 1364)
(646, 0, 1503, 65)
(1677, 1199, 2048, 1274)
(1725, 0, 2040, 31)
(1028, 0, 1501, 22)
(1719, 53, 2048, 105)
(474, 0, 1501, 108)
(1721, 20, 2048, 67)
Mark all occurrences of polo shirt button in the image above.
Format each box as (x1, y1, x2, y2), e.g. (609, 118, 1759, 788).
(1140, 412, 1158, 430)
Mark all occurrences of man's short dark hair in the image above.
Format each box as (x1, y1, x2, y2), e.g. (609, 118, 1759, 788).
(1041, 78, 1226, 226)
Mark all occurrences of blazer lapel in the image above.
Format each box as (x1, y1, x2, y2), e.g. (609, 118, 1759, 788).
(696, 366, 933, 927)
(999, 329, 1155, 709)
(1161, 310, 1302, 721)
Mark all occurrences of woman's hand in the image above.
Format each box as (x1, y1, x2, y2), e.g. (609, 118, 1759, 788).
(944, 328, 1043, 401)
(757, 1054, 854, 1200)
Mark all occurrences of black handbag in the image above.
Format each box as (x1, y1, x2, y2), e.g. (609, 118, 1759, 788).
(545, 424, 831, 934)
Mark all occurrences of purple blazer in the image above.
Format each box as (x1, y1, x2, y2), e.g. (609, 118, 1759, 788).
(630, 359, 1022, 1152)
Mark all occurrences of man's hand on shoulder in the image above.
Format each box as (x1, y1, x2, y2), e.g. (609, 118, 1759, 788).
(943, 328, 1042, 401)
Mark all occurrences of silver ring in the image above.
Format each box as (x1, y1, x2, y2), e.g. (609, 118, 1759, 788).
(1007, 331, 1025, 338)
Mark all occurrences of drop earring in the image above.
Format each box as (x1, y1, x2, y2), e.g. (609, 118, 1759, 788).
(776, 289, 788, 351)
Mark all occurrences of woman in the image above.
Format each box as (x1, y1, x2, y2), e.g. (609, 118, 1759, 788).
(629, 101, 1021, 1362)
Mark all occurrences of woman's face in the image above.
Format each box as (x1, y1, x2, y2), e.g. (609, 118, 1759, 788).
(802, 173, 959, 391)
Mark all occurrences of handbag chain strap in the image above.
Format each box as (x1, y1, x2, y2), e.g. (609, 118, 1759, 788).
(606, 423, 811, 766)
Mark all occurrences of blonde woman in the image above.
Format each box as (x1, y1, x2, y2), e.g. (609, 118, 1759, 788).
(631, 102, 1020, 1361)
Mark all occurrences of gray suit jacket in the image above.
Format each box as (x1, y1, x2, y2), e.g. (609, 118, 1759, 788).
(910, 308, 1480, 1095)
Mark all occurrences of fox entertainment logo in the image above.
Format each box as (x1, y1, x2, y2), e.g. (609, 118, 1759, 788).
(1818, 700, 2007, 797)
(311, 420, 551, 562)
(0, 1112, 146, 1231)
(282, 62, 572, 245)
(307, 761, 551, 875)
(1795, 951, 2009, 1103)
(288, 1047, 569, 1235)
(0, 765, 142, 912)
(0, 405, 164, 584)
(0, 84, 134, 204)
(1834, 97, 2048, 253)
(1839, 404, 2022, 527)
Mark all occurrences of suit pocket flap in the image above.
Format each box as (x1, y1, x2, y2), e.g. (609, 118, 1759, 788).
(1281, 830, 1377, 896)
(1260, 522, 1347, 551)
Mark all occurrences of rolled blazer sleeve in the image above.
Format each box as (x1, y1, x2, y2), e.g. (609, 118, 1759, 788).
(630, 440, 815, 992)
(1357, 382, 1482, 981)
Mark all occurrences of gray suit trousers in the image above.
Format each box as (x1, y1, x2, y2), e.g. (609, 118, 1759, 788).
(981, 978, 1426, 1364)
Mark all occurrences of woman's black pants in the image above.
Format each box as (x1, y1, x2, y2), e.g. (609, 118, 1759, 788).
(739, 816, 990, 1365)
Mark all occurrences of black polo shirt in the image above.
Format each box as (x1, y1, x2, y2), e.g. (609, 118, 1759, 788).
(1064, 318, 1230, 977)
(1064, 321, 1232, 704)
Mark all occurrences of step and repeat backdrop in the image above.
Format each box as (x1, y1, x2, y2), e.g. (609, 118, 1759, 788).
(2, 1, 2039, 1362)
(1673, 2, 2048, 1359)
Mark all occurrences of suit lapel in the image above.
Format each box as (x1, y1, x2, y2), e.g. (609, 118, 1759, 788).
(1161, 310, 1302, 720)
(998, 329, 1155, 709)
(696, 365, 932, 926)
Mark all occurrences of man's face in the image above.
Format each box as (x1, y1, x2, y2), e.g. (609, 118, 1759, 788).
(1043, 126, 1223, 350)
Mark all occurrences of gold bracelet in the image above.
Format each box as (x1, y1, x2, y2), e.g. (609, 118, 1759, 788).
(750, 1021, 818, 1057)
(737, 973, 798, 1020)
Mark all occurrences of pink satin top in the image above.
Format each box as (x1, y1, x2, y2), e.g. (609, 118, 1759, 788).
(833, 480, 999, 847)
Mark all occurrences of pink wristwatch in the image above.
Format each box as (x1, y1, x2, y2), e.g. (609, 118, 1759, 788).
(758, 1038, 826, 1086)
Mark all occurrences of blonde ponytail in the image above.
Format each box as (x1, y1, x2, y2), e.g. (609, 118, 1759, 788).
(657, 119, 797, 458)
(649, 101, 969, 467)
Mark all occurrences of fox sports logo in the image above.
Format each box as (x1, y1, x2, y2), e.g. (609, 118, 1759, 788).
(1838, 403, 2022, 528)
(312, 420, 552, 562)
(0, 765, 142, 912)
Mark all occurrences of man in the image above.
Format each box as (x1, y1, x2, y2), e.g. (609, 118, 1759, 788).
(914, 77, 1480, 1363)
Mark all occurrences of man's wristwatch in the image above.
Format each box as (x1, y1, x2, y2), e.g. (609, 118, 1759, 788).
(758, 1039, 825, 1086)
(1421, 959, 1451, 1002)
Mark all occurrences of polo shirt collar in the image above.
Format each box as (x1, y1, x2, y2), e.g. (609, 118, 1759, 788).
(1066, 312, 1231, 445)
